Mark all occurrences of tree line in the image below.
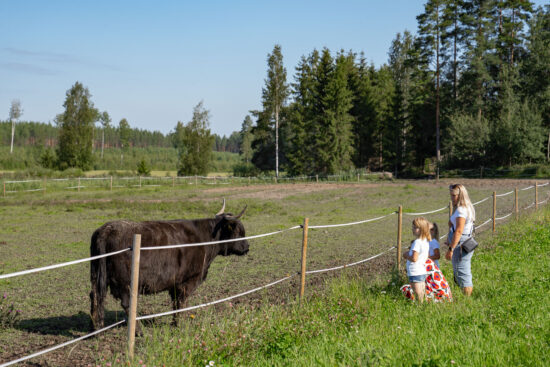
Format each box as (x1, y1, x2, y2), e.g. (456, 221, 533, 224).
(4, 1, 548, 177)
(248, 1, 549, 178)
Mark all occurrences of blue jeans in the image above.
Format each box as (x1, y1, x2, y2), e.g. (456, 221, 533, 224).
(450, 232, 474, 288)
(409, 274, 427, 283)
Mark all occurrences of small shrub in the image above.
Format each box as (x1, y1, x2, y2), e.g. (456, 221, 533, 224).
(232, 162, 259, 177)
(137, 159, 151, 176)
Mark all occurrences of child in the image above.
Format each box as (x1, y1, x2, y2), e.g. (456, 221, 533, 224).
(402, 217, 430, 302)
(428, 222, 441, 269)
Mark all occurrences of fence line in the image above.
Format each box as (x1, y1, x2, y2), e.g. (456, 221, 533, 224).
(136, 275, 295, 321)
(1, 182, 548, 366)
(0, 248, 131, 280)
(473, 196, 491, 206)
(0, 320, 126, 367)
(305, 246, 395, 274)
(402, 205, 448, 216)
(308, 212, 395, 229)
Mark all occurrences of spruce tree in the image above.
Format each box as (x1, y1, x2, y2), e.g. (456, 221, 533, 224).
(240, 115, 254, 163)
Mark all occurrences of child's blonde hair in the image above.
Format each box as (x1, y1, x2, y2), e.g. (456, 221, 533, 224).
(413, 217, 431, 241)
(430, 222, 439, 241)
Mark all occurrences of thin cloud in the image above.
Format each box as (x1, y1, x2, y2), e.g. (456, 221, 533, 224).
(0, 62, 58, 75)
(3, 47, 122, 72)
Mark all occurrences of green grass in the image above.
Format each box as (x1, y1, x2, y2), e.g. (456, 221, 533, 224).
(0, 181, 548, 366)
(131, 207, 550, 367)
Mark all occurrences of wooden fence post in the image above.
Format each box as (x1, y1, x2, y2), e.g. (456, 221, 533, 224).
(357, 173, 360, 182)
(195, 175, 198, 186)
(396, 206, 402, 272)
(515, 187, 519, 220)
(299, 218, 309, 303)
(78, 177, 81, 192)
(139, 176, 142, 188)
(493, 191, 497, 234)
(3, 181, 5, 197)
(110, 176, 113, 191)
(248, 177, 251, 185)
(172, 176, 175, 187)
(128, 234, 141, 361)
(535, 182, 538, 211)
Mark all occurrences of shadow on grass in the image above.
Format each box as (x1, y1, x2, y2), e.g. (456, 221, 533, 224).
(16, 310, 126, 337)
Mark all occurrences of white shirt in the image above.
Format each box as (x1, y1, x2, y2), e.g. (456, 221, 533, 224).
(450, 206, 474, 235)
(429, 239, 440, 268)
(406, 238, 429, 276)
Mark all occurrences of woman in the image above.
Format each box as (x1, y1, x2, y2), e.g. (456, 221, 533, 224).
(445, 184, 476, 296)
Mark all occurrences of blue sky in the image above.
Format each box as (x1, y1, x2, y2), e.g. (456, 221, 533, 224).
(1, 0, 546, 137)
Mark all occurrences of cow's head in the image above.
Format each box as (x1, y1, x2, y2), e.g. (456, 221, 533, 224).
(213, 200, 249, 256)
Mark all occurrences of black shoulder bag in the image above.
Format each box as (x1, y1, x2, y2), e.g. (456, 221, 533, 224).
(451, 221, 478, 254)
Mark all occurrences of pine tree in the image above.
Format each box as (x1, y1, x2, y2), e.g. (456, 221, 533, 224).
(99, 111, 111, 159)
(56, 82, 97, 170)
(262, 45, 289, 177)
(417, 0, 448, 178)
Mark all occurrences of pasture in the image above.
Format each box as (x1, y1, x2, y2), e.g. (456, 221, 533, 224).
(0, 179, 548, 366)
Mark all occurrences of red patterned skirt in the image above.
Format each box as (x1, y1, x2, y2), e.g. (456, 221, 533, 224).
(401, 259, 452, 302)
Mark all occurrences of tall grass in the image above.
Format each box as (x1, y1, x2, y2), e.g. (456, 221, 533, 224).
(121, 207, 550, 367)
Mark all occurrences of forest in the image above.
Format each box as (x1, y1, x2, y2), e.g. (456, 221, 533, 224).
(2, 1, 549, 177)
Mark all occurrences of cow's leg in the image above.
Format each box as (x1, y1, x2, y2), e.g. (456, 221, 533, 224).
(121, 291, 142, 336)
(171, 275, 202, 325)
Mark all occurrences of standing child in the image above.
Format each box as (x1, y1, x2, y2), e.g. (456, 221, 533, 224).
(429, 222, 441, 269)
(402, 217, 430, 302)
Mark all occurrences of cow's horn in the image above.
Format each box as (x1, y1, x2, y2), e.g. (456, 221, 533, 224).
(233, 205, 247, 219)
(216, 198, 226, 216)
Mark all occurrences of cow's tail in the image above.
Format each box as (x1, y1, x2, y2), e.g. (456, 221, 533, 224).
(90, 229, 107, 331)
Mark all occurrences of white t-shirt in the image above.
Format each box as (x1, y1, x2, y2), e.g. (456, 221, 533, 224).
(450, 206, 474, 235)
(429, 239, 440, 268)
(406, 238, 429, 276)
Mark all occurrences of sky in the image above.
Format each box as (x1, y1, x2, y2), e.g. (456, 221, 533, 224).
(1, 0, 547, 137)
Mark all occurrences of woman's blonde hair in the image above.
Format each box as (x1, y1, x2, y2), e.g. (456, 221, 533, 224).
(430, 222, 439, 241)
(412, 217, 431, 241)
(449, 183, 476, 221)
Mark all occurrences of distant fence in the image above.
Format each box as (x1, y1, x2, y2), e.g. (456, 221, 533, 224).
(0, 172, 392, 197)
(0, 182, 549, 366)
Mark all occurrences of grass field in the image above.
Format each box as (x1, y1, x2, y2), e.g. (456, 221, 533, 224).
(0, 179, 548, 366)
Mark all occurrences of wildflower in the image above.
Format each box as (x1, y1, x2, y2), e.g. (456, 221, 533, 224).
(209, 361, 215, 366)
(190, 314, 195, 319)
(106, 363, 112, 367)
(3, 293, 6, 299)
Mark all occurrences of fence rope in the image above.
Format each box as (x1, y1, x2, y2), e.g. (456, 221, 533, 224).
(305, 246, 395, 275)
(0, 248, 131, 280)
(308, 212, 395, 229)
(495, 212, 513, 221)
(0, 320, 125, 367)
(402, 206, 448, 216)
(140, 226, 302, 251)
(521, 185, 535, 191)
(537, 182, 549, 187)
(495, 190, 514, 197)
(472, 196, 491, 206)
(136, 275, 295, 321)
(476, 218, 493, 229)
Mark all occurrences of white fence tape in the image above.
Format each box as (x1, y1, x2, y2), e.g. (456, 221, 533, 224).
(0, 248, 131, 280)
(496, 190, 514, 197)
(305, 247, 395, 275)
(136, 275, 295, 321)
(537, 182, 549, 187)
(308, 213, 395, 229)
(402, 206, 448, 216)
(0, 320, 125, 367)
(521, 185, 534, 191)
